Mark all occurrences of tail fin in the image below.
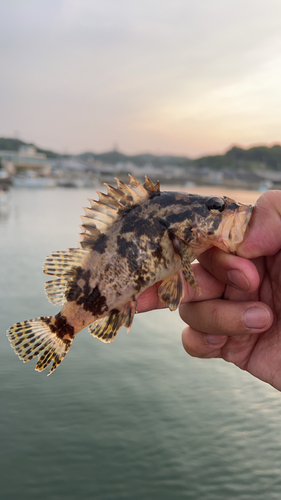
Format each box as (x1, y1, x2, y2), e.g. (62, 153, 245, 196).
(6, 316, 73, 375)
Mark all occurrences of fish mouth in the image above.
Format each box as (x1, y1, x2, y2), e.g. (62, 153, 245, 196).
(221, 204, 253, 253)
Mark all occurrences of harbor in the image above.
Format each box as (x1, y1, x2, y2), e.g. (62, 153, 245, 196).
(0, 142, 280, 192)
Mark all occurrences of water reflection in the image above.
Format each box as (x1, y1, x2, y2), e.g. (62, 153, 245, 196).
(1, 187, 281, 500)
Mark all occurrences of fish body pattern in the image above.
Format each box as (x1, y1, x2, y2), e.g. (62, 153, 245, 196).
(7, 176, 253, 375)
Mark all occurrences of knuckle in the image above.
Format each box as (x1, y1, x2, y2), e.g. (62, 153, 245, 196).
(212, 304, 248, 335)
(212, 306, 225, 332)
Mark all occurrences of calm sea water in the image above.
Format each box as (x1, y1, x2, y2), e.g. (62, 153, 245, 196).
(1, 187, 281, 500)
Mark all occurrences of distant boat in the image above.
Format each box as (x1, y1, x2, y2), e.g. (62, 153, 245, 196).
(13, 177, 56, 188)
(57, 178, 87, 188)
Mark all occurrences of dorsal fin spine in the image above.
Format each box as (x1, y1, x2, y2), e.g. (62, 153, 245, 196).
(80, 216, 108, 232)
(87, 199, 117, 217)
(79, 225, 100, 238)
(144, 176, 157, 193)
(128, 175, 149, 199)
(115, 178, 142, 204)
(104, 184, 132, 207)
(79, 176, 160, 249)
(96, 191, 123, 210)
(83, 207, 114, 224)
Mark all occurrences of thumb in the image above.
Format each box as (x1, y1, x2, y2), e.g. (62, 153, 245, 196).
(238, 190, 281, 259)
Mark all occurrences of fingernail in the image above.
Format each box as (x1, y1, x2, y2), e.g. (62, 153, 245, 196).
(244, 307, 270, 329)
(227, 269, 250, 291)
(205, 334, 227, 345)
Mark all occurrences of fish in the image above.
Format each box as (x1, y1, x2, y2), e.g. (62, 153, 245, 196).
(6, 176, 253, 375)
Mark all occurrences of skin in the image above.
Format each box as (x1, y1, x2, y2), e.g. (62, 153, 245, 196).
(137, 190, 281, 391)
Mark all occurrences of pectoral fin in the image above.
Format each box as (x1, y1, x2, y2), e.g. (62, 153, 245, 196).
(158, 272, 184, 311)
(178, 241, 201, 293)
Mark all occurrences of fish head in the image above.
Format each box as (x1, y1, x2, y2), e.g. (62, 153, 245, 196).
(165, 192, 253, 257)
(213, 195, 253, 253)
(203, 195, 253, 253)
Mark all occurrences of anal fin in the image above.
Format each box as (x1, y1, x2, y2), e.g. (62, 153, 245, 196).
(89, 301, 136, 343)
(158, 272, 184, 311)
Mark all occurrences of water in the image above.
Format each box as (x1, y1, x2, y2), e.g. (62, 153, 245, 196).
(1, 187, 281, 500)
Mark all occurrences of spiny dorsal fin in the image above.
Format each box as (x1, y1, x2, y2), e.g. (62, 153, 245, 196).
(115, 178, 143, 204)
(43, 248, 89, 306)
(79, 175, 160, 249)
(128, 174, 151, 198)
(103, 183, 132, 207)
(144, 175, 160, 193)
(94, 191, 121, 210)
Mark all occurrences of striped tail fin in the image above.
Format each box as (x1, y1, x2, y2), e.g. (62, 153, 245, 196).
(6, 316, 73, 375)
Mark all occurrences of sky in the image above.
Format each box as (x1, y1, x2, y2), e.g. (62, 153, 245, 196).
(0, 0, 281, 158)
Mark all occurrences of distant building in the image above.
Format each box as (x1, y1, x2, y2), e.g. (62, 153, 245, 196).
(0, 145, 52, 176)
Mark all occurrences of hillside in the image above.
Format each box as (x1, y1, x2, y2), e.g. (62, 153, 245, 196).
(195, 145, 281, 170)
(78, 150, 191, 167)
(1, 137, 281, 170)
(0, 138, 62, 159)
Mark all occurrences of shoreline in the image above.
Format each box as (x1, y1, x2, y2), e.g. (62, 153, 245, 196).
(164, 184, 262, 204)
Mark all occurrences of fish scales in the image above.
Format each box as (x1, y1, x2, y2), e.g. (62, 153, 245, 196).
(6, 175, 253, 375)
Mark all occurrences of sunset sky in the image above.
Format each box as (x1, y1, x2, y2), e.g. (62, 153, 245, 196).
(1, 0, 281, 157)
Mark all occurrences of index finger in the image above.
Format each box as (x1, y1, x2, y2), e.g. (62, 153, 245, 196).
(136, 262, 225, 313)
(198, 247, 260, 294)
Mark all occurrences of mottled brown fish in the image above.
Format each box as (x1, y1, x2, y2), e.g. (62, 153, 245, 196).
(7, 176, 253, 375)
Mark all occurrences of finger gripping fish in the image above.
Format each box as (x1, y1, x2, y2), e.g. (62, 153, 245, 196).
(7, 176, 253, 375)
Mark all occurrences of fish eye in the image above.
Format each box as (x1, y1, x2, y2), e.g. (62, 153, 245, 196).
(206, 197, 226, 213)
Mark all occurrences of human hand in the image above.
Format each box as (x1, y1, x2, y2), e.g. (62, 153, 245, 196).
(137, 191, 281, 390)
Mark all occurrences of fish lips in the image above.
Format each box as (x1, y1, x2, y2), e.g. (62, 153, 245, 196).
(221, 204, 253, 253)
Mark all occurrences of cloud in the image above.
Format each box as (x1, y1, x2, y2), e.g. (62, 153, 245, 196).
(0, 0, 281, 155)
